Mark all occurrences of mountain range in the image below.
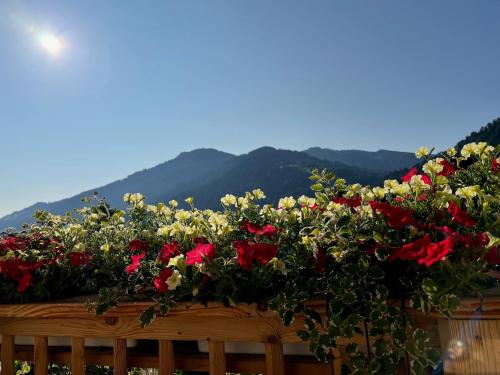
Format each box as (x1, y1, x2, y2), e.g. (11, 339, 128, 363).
(1, 118, 498, 230)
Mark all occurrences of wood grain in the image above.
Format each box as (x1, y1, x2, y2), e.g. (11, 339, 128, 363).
(71, 337, 85, 375)
(1, 334, 15, 375)
(208, 341, 226, 375)
(265, 340, 285, 375)
(113, 338, 127, 375)
(159, 340, 175, 375)
(34, 336, 48, 375)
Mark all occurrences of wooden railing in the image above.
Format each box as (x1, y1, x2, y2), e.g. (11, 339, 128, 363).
(0, 300, 345, 375)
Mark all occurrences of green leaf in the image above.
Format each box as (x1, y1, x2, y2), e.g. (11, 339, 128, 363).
(139, 306, 156, 328)
(367, 265, 384, 279)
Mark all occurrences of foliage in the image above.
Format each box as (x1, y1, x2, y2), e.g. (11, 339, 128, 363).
(1, 142, 499, 374)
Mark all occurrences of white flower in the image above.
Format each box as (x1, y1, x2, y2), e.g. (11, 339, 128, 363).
(278, 196, 296, 209)
(415, 146, 430, 159)
(220, 194, 237, 206)
(166, 270, 183, 290)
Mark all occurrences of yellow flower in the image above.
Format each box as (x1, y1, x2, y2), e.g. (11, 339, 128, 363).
(326, 201, 343, 211)
(100, 244, 111, 253)
(168, 254, 186, 270)
(372, 187, 388, 199)
(269, 257, 287, 275)
(415, 146, 430, 159)
(422, 159, 443, 175)
(460, 143, 477, 159)
(157, 226, 171, 236)
(384, 179, 400, 191)
(166, 270, 183, 290)
(124, 193, 145, 207)
(237, 197, 250, 209)
(409, 175, 431, 190)
(252, 189, 266, 200)
(278, 196, 296, 209)
(174, 210, 191, 221)
(298, 195, 316, 208)
(208, 213, 229, 228)
(392, 183, 411, 196)
(220, 194, 237, 206)
(185, 197, 194, 206)
(446, 147, 457, 157)
(455, 186, 479, 200)
(168, 200, 178, 208)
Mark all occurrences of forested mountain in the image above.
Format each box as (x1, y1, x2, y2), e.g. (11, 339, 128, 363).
(303, 148, 417, 172)
(455, 118, 500, 150)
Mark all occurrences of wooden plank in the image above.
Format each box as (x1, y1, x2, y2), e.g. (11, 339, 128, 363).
(113, 338, 127, 375)
(71, 337, 85, 375)
(208, 341, 226, 375)
(159, 340, 175, 375)
(439, 319, 500, 374)
(1, 334, 15, 375)
(265, 340, 285, 375)
(34, 336, 48, 375)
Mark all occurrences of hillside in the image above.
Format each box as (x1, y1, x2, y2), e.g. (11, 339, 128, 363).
(172, 147, 383, 209)
(0, 147, 384, 230)
(303, 148, 417, 173)
(455, 118, 500, 150)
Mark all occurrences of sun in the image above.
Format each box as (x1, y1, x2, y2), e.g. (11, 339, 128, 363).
(38, 33, 63, 54)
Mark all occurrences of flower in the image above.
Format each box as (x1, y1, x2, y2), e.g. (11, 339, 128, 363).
(221, 194, 237, 206)
(168, 254, 186, 269)
(17, 272, 33, 293)
(422, 159, 444, 175)
(447, 202, 477, 227)
(447, 147, 457, 157)
(437, 159, 456, 177)
(252, 189, 266, 200)
(390, 235, 454, 267)
(233, 240, 278, 270)
(369, 201, 415, 229)
(159, 243, 180, 263)
(153, 268, 173, 294)
(269, 257, 287, 275)
(401, 168, 417, 182)
(461, 143, 477, 159)
(166, 269, 183, 290)
(298, 195, 316, 208)
(69, 252, 92, 266)
(455, 186, 479, 200)
(278, 196, 296, 209)
(241, 220, 277, 237)
(128, 240, 148, 253)
(333, 196, 362, 208)
(125, 252, 145, 274)
(0, 236, 27, 252)
(315, 248, 327, 273)
(493, 157, 499, 173)
(415, 146, 430, 158)
(186, 242, 216, 265)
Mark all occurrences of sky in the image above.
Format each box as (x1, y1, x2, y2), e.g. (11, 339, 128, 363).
(0, 0, 499, 217)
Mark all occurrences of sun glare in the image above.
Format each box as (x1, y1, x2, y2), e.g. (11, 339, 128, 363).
(38, 33, 63, 54)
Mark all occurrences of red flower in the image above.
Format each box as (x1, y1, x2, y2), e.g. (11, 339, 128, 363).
(152, 268, 173, 294)
(333, 196, 362, 208)
(69, 252, 92, 266)
(159, 243, 180, 263)
(186, 242, 216, 265)
(128, 240, 148, 253)
(233, 240, 279, 270)
(401, 167, 417, 182)
(234, 240, 255, 271)
(421, 174, 432, 185)
(315, 248, 327, 273)
(438, 160, 456, 177)
(17, 272, 33, 293)
(241, 220, 277, 237)
(390, 235, 454, 267)
(448, 202, 477, 228)
(0, 236, 27, 252)
(252, 243, 279, 265)
(420, 238, 455, 267)
(125, 252, 145, 274)
(492, 158, 499, 173)
(389, 235, 431, 262)
(369, 201, 416, 229)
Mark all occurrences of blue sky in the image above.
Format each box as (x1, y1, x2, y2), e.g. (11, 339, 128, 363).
(0, 1, 499, 217)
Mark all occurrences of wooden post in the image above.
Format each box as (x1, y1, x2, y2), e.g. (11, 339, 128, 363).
(208, 340, 226, 375)
(71, 337, 85, 375)
(159, 340, 175, 375)
(34, 336, 48, 375)
(265, 339, 285, 375)
(113, 338, 127, 375)
(1, 334, 15, 375)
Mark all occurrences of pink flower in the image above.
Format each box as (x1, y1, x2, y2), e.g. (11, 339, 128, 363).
(233, 240, 279, 271)
(17, 272, 33, 293)
(241, 220, 277, 237)
(401, 167, 418, 182)
(369, 201, 416, 229)
(69, 252, 92, 266)
(186, 242, 216, 265)
(438, 160, 456, 177)
(333, 196, 362, 208)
